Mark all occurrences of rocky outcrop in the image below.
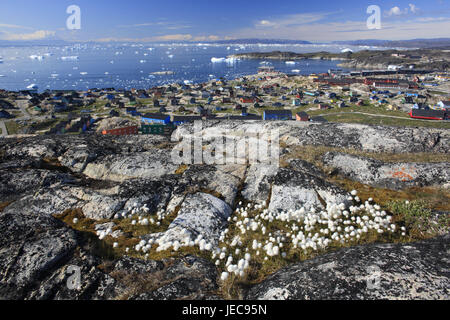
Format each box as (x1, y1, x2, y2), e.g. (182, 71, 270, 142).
(174, 121, 449, 154)
(246, 235, 450, 300)
(269, 168, 350, 213)
(133, 255, 218, 300)
(323, 152, 450, 190)
(144, 192, 232, 246)
(0, 122, 449, 300)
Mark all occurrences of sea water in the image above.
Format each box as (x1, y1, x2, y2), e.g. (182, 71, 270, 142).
(0, 43, 384, 92)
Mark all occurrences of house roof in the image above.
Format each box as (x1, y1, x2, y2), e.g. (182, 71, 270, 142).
(296, 112, 309, 118)
(142, 113, 170, 120)
(172, 116, 202, 122)
(411, 109, 446, 119)
(217, 114, 261, 121)
(264, 110, 292, 116)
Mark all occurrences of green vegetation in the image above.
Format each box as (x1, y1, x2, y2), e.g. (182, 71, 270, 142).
(5, 121, 21, 135)
(387, 200, 448, 239)
(323, 112, 450, 129)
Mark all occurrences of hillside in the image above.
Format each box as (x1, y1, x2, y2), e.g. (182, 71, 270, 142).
(0, 121, 449, 300)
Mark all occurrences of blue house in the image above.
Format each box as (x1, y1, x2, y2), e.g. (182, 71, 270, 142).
(263, 110, 292, 121)
(141, 113, 171, 124)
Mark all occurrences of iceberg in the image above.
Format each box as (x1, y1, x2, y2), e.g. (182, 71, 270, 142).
(291, 69, 301, 73)
(211, 57, 226, 63)
(29, 55, 44, 61)
(27, 83, 38, 90)
(286, 61, 296, 65)
(80, 72, 88, 75)
(341, 48, 353, 53)
(61, 56, 79, 61)
(211, 57, 239, 64)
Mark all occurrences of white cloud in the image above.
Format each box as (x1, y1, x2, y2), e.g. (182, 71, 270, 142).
(95, 34, 194, 42)
(254, 12, 333, 29)
(118, 21, 191, 30)
(0, 23, 33, 30)
(409, 4, 418, 14)
(231, 15, 450, 42)
(387, 6, 406, 16)
(0, 30, 55, 41)
(385, 4, 420, 17)
(256, 20, 276, 27)
(193, 35, 220, 41)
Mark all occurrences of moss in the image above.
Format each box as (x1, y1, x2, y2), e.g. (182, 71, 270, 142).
(175, 164, 189, 175)
(55, 209, 117, 257)
(0, 201, 12, 213)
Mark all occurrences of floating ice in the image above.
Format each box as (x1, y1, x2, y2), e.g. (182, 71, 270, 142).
(29, 55, 44, 61)
(61, 56, 79, 61)
(26, 83, 38, 90)
(80, 72, 88, 75)
(286, 61, 296, 65)
(341, 48, 353, 53)
(211, 57, 239, 64)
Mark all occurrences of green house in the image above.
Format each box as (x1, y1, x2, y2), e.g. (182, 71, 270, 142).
(140, 124, 175, 135)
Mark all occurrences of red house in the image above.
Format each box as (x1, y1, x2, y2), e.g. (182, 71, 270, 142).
(102, 126, 139, 136)
(409, 109, 446, 120)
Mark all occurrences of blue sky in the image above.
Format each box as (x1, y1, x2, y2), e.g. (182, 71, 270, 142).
(1, 0, 450, 42)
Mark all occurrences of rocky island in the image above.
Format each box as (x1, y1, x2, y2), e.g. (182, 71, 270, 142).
(229, 48, 450, 71)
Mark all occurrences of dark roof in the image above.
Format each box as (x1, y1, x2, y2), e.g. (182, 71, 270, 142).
(296, 112, 309, 118)
(411, 109, 446, 119)
(172, 116, 202, 122)
(264, 110, 292, 116)
(217, 115, 262, 121)
(142, 113, 170, 120)
(0, 109, 12, 118)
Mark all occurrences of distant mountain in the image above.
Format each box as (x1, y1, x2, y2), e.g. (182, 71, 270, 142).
(0, 40, 69, 47)
(211, 39, 312, 45)
(333, 38, 450, 48)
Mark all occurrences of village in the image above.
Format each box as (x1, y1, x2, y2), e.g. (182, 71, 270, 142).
(0, 65, 449, 137)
